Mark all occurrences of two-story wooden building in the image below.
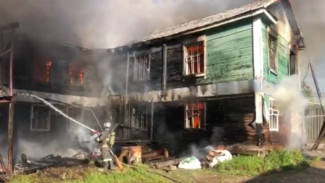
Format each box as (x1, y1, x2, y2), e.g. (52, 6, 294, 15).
(105, 0, 305, 152)
(0, 33, 106, 171)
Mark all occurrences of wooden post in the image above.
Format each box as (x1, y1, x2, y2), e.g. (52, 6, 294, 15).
(7, 102, 14, 174)
(162, 44, 167, 97)
(124, 53, 130, 139)
(9, 30, 14, 96)
(150, 100, 154, 141)
(7, 28, 16, 174)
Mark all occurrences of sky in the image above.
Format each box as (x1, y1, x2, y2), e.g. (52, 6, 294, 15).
(0, 0, 324, 91)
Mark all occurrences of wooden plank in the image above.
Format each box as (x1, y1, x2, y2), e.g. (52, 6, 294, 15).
(7, 103, 14, 174)
(207, 24, 252, 41)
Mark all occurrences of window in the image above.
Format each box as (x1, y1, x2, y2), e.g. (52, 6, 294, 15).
(185, 102, 205, 129)
(31, 105, 51, 131)
(184, 41, 205, 76)
(269, 98, 279, 131)
(268, 34, 278, 73)
(66, 107, 83, 130)
(33, 58, 52, 83)
(131, 103, 148, 131)
(69, 62, 85, 86)
(289, 50, 296, 75)
(133, 55, 150, 81)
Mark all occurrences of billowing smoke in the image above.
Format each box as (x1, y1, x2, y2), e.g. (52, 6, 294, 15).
(16, 125, 99, 160)
(271, 75, 308, 149)
(0, 0, 254, 48)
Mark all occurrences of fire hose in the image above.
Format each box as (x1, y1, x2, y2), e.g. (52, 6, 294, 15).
(19, 93, 124, 170)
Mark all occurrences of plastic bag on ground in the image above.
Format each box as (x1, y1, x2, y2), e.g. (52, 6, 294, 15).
(178, 156, 202, 170)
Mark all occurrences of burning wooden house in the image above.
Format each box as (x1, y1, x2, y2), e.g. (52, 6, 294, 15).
(0, 29, 106, 173)
(105, 0, 305, 153)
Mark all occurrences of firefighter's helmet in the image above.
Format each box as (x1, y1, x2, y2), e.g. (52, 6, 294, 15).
(103, 122, 111, 129)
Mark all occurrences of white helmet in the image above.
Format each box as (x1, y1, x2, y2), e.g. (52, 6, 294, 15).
(103, 122, 111, 129)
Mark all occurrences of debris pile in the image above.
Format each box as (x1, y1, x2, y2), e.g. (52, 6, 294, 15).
(201, 149, 232, 168)
(15, 153, 89, 174)
(143, 145, 233, 171)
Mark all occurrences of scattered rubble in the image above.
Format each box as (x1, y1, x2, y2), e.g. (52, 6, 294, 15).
(201, 149, 232, 168)
(15, 153, 89, 174)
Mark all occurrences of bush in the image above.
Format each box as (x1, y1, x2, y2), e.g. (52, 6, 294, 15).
(215, 150, 309, 176)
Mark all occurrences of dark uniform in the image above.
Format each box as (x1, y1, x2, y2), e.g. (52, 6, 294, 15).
(96, 129, 116, 170)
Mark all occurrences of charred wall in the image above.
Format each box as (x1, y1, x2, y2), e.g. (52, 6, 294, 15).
(13, 36, 103, 97)
(152, 96, 271, 155)
(0, 102, 106, 161)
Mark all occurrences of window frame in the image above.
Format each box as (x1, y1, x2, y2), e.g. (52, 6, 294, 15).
(32, 57, 53, 84)
(268, 30, 278, 75)
(132, 53, 151, 82)
(30, 104, 51, 132)
(182, 35, 206, 77)
(68, 62, 85, 87)
(66, 107, 84, 130)
(184, 102, 206, 130)
(131, 102, 149, 131)
(269, 98, 279, 132)
(289, 49, 297, 75)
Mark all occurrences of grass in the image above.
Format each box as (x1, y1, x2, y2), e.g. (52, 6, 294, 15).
(9, 150, 311, 182)
(9, 165, 172, 183)
(215, 150, 309, 176)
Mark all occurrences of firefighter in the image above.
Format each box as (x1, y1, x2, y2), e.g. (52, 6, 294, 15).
(96, 122, 116, 170)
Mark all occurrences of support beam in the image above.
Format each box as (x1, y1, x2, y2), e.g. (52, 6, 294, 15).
(7, 102, 14, 174)
(162, 44, 167, 96)
(9, 30, 14, 96)
(255, 92, 263, 124)
(253, 18, 264, 84)
(150, 100, 154, 141)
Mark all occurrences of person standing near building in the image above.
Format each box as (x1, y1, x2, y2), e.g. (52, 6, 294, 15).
(96, 122, 116, 170)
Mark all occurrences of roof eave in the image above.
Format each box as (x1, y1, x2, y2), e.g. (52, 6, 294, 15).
(109, 8, 277, 52)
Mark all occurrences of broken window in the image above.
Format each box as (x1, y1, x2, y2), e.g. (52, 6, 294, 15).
(33, 58, 52, 84)
(131, 103, 148, 131)
(268, 33, 278, 73)
(133, 54, 150, 81)
(184, 41, 205, 76)
(69, 62, 85, 86)
(269, 98, 279, 131)
(185, 102, 205, 129)
(31, 105, 51, 131)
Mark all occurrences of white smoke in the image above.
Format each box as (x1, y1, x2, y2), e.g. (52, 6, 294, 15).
(271, 75, 308, 149)
(0, 0, 254, 48)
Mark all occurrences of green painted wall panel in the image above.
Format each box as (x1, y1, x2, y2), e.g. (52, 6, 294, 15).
(262, 23, 290, 83)
(197, 22, 253, 84)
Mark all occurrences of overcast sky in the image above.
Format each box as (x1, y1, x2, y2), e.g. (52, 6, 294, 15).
(0, 0, 323, 91)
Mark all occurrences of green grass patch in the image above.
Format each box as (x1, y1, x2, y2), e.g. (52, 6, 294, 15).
(215, 150, 309, 176)
(9, 165, 172, 183)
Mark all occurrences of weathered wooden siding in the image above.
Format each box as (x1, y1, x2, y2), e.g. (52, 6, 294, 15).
(207, 97, 270, 144)
(197, 22, 254, 84)
(262, 24, 289, 83)
(262, 3, 291, 83)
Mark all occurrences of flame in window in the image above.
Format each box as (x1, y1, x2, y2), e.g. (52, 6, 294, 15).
(33, 58, 52, 83)
(69, 62, 84, 86)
